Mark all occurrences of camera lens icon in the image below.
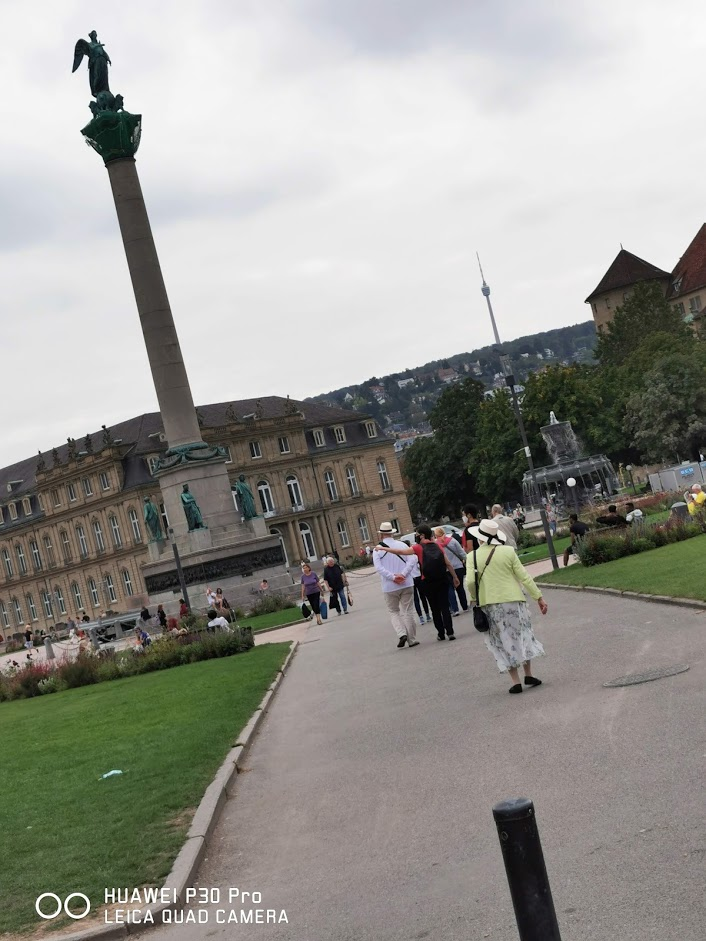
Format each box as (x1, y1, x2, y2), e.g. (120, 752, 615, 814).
(36, 892, 91, 920)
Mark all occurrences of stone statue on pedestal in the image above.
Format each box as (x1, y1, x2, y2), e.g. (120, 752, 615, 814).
(143, 497, 164, 542)
(232, 475, 259, 520)
(181, 484, 206, 530)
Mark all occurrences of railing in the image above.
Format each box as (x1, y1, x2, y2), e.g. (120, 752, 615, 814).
(265, 500, 325, 518)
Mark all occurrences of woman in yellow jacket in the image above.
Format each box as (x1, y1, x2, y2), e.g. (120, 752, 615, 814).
(464, 518, 548, 694)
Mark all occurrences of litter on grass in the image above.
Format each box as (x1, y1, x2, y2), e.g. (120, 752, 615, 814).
(101, 770, 124, 779)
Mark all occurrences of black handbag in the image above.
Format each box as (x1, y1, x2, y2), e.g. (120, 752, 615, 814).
(472, 547, 497, 632)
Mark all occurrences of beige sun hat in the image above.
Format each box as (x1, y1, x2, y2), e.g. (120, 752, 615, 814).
(468, 518, 507, 544)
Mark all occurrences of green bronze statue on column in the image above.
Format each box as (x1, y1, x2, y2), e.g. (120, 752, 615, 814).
(72, 31, 141, 162)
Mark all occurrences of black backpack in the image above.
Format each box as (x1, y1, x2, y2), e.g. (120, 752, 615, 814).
(421, 542, 447, 582)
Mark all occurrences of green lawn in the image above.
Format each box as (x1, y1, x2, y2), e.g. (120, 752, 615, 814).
(241, 607, 304, 632)
(0, 643, 290, 936)
(537, 534, 706, 600)
(517, 535, 571, 565)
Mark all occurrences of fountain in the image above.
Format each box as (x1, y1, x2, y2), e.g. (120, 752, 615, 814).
(522, 412, 619, 507)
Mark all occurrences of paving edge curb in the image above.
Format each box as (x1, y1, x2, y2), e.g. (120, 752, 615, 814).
(54, 640, 300, 941)
(540, 583, 706, 610)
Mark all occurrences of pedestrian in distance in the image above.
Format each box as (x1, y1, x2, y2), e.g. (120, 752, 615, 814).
(625, 502, 644, 525)
(300, 563, 324, 626)
(491, 504, 520, 548)
(380, 524, 460, 641)
(323, 557, 349, 616)
(563, 513, 588, 567)
(464, 518, 548, 694)
(434, 526, 468, 616)
(23, 628, 33, 655)
(157, 604, 167, 629)
(596, 504, 627, 528)
(179, 598, 189, 618)
(372, 522, 420, 649)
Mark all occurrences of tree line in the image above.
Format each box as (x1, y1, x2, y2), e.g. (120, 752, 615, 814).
(401, 283, 706, 518)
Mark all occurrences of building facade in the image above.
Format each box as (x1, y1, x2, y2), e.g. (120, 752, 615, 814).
(586, 225, 706, 331)
(0, 397, 411, 638)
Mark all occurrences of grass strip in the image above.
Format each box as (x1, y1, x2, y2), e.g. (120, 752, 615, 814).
(0, 643, 290, 936)
(537, 534, 706, 601)
(241, 607, 306, 632)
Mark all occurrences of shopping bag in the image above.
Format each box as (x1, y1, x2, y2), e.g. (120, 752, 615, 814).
(320, 599, 328, 620)
(301, 602, 311, 619)
(346, 591, 353, 606)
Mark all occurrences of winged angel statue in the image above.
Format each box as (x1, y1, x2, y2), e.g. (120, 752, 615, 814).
(72, 31, 124, 115)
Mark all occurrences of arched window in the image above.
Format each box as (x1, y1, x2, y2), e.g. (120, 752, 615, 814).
(270, 527, 289, 567)
(377, 460, 391, 491)
(109, 514, 122, 548)
(299, 522, 316, 560)
(128, 508, 142, 543)
(88, 577, 100, 607)
(345, 466, 360, 497)
(71, 581, 83, 612)
(358, 515, 370, 542)
(54, 586, 67, 616)
(257, 480, 275, 515)
(122, 569, 134, 596)
(286, 475, 303, 509)
(323, 470, 338, 501)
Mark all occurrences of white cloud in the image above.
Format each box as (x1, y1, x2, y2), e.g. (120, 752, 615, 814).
(2, 0, 705, 467)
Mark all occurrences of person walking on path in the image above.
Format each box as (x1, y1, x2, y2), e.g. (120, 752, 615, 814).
(300, 564, 325, 626)
(372, 522, 420, 649)
(380, 524, 459, 641)
(563, 513, 588, 566)
(491, 504, 520, 548)
(323, 557, 349, 616)
(434, 527, 468, 616)
(464, 518, 548, 694)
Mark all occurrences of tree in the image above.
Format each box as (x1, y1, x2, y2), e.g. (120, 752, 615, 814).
(595, 282, 690, 367)
(625, 351, 706, 462)
(469, 391, 528, 502)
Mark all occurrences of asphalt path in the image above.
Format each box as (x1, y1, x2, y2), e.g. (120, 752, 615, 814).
(134, 569, 705, 941)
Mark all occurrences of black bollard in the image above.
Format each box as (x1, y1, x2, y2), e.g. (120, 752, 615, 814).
(492, 798, 562, 941)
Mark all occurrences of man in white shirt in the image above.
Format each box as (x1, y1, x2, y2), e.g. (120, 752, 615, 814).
(491, 504, 519, 549)
(372, 522, 420, 649)
(207, 609, 231, 633)
(625, 502, 644, 524)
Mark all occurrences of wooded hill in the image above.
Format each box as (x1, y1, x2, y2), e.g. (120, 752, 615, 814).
(307, 321, 596, 433)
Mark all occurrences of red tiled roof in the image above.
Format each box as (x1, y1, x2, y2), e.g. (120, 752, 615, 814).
(585, 249, 670, 303)
(668, 223, 706, 299)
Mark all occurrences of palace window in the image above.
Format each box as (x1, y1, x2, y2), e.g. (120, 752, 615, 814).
(313, 429, 325, 447)
(93, 520, 105, 553)
(345, 466, 360, 497)
(224, 446, 233, 464)
(128, 508, 142, 543)
(286, 475, 303, 509)
(67, 483, 77, 503)
(16, 544, 27, 575)
(27, 593, 38, 621)
(8, 503, 18, 521)
(88, 577, 100, 607)
(55, 586, 67, 615)
(109, 514, 122, 548)
(2, 548, 13, 578)
(689, 295, 702, 312)
(76, 525, 88, 558)
(358, 515, 370, 542)
(334, 426, 346, 444)
(122, 569, 133, 596)
(278, 436, 290, 454)
(29, 539, 42, 571)
(82, 477, 93, 497)
(52, 489, 61, 507)
(0, 600, 9, 629)
(12, 597, 24, 625)
(99, 472, 110, 491)
(257, 481, 275, 515)
(104, 573, 117, 604)
(249, 441, 262, 459)
(71, 581, 83, 611)
(60, 530, 72, 563)
(337, 521, 350, 548)
(22, 497, 32, 516)
(324, 471, 339, 501)
(365, 421, 377, 438)
(41, 590, 53, 619)
(377, 460, 391, 492)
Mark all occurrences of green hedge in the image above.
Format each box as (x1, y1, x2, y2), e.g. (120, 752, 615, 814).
(0, 628, 254, 702)
(575, 519, 704, 567)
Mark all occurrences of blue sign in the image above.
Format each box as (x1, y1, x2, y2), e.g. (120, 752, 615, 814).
(679, 467, 695, 477)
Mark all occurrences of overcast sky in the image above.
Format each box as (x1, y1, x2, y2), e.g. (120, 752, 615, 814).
(2, 0, 705, 468)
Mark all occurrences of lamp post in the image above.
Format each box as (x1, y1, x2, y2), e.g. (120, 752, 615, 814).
(625, 464, 637, 495)
(478, 257, 558, 569)
(566, 477, 580, 516)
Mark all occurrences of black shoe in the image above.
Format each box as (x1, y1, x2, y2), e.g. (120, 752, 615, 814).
(524, 676, 542, 687)
(509, 684, 523, 694)
(437, 634, 445, 641)
(397, 636, 408, 648)
(447, 632, 456, 640)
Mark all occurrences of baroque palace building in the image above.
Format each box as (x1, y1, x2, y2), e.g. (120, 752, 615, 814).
(0, 396, 411, 638)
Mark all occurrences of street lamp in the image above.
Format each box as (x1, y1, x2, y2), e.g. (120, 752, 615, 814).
(478, 256, 558, 569)
(566, 477, 580, 515)
(625, 464, 637, 495)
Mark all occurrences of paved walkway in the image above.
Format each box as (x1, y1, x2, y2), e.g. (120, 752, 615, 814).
(134, 568, 704, 941)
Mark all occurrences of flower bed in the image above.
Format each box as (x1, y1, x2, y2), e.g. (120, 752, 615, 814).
(575, 519, 704, 567)
(0, 627, 254, 702)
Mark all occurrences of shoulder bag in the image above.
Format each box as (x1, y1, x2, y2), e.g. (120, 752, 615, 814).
(472, 547, 497, 633)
